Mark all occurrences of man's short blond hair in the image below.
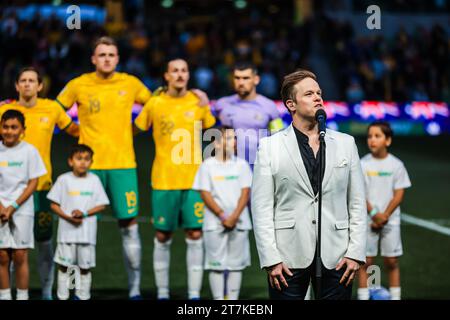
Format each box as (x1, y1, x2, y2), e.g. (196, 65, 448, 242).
(280, 69, 317, 108)
(92, 36, 118, 53)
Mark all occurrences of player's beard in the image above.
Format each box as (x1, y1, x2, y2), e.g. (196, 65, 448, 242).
(237, 89, 251, 99)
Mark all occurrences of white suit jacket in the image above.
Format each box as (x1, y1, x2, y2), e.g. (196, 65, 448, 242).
(251, 124, 367, 270)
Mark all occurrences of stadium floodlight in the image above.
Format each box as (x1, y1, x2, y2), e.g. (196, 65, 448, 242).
(161, 0, 174, 9)
(234, 0, 247, 9)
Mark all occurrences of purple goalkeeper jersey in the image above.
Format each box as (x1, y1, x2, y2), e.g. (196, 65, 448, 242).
(213, 94, 280, 167)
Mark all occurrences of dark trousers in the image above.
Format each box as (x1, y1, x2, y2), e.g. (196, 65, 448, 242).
(268, 258, 352, 300)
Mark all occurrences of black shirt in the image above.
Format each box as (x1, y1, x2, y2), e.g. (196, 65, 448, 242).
(293, 126, 325, 195)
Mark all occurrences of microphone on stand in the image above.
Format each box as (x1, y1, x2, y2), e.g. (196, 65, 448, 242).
(315, 109, 327, 138)
(314, 107, 327, 299)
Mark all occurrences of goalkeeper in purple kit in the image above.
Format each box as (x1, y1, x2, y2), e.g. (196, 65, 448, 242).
(214, 62, 284, 168)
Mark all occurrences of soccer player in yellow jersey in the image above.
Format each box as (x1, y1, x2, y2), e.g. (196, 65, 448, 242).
(0, 67, 79, 300)
(135, 58, 216, 299)
(55, 37, 152, 299)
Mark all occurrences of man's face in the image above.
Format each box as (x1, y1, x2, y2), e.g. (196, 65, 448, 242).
(233, 68, 260, 98)
(165, 59, 189, 90)
(15, 71, 42, 99)
(91, 44, 119, 74)
(286, 77, 323, 120)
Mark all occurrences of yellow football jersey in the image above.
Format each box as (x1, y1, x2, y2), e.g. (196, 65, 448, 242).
(135, 91, 216, 190)
(56, 72, 151, 169)
(0, 99, 73, 191)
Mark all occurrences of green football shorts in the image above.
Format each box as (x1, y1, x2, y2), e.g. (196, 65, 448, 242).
(91, 169, 139, 220)
(34, 190, 53, 242)
(152, 189, 204, 231)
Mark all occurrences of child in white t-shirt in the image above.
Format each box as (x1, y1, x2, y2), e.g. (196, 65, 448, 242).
(357, 121, 411, 300)
(0, 110, 47, 300)
(193, 126, 253, 300)
(47, 144, 109, 300)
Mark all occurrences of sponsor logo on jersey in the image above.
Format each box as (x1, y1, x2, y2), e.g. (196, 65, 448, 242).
(68, 190, 94, 196)
(212, 175, 239, 181)
(0, 161, 23, 167)
(366, 171, 393, 177)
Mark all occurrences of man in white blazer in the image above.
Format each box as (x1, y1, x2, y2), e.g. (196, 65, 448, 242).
(251, 69, 367, 300)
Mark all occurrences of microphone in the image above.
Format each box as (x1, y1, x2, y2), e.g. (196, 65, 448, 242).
(315, 109, 327, 138)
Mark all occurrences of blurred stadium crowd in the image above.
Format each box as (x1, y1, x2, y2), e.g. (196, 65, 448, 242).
(0, 1, 448, 102)
(321, 18, 449, 102)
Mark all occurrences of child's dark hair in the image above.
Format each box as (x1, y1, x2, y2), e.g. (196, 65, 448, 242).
(69, 144, 94, 159)
(368, 121, 393, 139)
(214, 125, 234, 142)
(211, 125, 235, 156)
(1, 109, 26, 128)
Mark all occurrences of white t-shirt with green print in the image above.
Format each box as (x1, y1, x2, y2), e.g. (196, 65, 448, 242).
(193, 156, 253, 231)
(47, 172, 109, 244)
(361, 153, 411, 226)
(0, 141, 46, 217)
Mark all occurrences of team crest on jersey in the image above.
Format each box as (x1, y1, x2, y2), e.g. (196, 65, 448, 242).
(40, 117, 49, 124)
(184, 111, 195, 119)
(254, 113, 263, 121)
(118, 90, 127, 96)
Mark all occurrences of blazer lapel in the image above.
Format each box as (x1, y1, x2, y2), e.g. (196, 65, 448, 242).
(322, 132, 336, 190)
(282, 125, 315, 197)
